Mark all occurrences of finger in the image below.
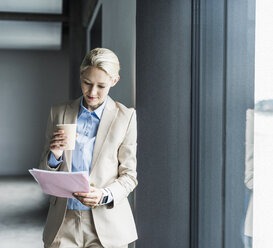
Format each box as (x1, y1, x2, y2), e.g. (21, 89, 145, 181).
(49, 144, 66, 151)
(80, 198, 98, 207)
(74, 196, 87, 204)
(50, 142, 66, 147)
(85, 195, 99, 200)
(74, 196, 84, 201)
(50, 138, 67, 144)
(53, 135, 67, 140)
(74, 192, 91, 197)
(50, 144, 66, 150)
(50, 139, 67, 147)
(50, 139, 67, 145)
(74, 194, 98, 201)
(82, 198, 98, 204)
(53, 130, 65, 135)
(75, 196, 97, 206)
(50, 135, 67, 142)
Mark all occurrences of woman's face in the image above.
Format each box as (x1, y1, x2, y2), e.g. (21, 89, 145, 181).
(80, 66, 118, 111)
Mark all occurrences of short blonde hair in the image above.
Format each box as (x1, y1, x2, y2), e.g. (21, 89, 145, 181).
(80, 48, 120, 80)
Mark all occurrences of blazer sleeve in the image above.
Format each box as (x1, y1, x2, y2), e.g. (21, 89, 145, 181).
(39, 106, 63, 171)
(107, 109, 138, 208)
(244, 109, 254, 190)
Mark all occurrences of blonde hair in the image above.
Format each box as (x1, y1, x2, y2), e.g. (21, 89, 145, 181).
(80, 48, 120, 80)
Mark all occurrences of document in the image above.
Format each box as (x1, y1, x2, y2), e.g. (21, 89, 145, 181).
(29, 168, 90, 198)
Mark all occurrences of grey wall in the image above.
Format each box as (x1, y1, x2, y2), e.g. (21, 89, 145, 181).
(196, 0, 255, 247)
(136, 0, 192, 247)
(102, 0, 136, 108)
(0, 36, 69, 175)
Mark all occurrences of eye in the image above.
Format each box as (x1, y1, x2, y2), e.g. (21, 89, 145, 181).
(98, 85, 105, 89)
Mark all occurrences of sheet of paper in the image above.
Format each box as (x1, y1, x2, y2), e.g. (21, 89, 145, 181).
(29, 168, 90, 198)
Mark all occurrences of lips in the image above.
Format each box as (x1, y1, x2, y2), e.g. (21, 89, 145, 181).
(87, 96, 97, 101)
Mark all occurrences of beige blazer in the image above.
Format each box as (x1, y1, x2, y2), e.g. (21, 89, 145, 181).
(39, 96, 138, 248)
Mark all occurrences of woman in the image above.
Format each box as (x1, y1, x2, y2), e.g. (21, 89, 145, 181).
(39, 48, 138, 248)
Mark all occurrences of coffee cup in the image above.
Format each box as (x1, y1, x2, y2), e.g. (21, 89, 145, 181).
(56, 124, 77, 150)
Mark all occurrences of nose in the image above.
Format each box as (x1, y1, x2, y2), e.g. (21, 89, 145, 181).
(88, 85, 97, 96)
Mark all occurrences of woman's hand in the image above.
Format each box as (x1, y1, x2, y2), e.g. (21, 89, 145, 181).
(49, 130, 67, 160)
(73, 187, 103, 207)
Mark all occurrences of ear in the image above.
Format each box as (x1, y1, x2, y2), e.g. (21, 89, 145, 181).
(111, 75, 120, 87)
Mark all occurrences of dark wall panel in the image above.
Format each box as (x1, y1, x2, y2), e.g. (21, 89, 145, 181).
(198, 0, 226, 247)
(225, 0, 255, 247)
(69, 0, 86, 99)
(136, 0, 192, 247)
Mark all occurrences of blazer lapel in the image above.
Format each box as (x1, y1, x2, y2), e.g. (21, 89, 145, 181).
(90, 96, 118, 175)
(63, 96, 81, 172)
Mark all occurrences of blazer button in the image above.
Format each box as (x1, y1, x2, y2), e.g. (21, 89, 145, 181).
(90, 183, 95, 187)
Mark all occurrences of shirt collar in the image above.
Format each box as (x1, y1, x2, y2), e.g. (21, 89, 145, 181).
(79, 96, 108, 120)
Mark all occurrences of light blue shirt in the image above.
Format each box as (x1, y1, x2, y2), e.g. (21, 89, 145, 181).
(48, 96, 113, 210)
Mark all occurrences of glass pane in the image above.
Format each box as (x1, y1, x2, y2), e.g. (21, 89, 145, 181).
(253, 0, 273, 247)
(0, 20, 62, 50)
(0, 0, 63, 14)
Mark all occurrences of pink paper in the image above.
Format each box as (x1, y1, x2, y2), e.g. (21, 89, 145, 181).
(29, 169, 90, 198)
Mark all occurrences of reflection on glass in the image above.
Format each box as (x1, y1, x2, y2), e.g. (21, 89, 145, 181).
(253, 0, 273, 247)
(244, 109, 253, 248)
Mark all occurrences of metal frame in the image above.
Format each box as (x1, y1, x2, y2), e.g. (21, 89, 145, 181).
(86, 0, 102, 53)
(0, 12, 68, 23)
(190, 0, 200, 247)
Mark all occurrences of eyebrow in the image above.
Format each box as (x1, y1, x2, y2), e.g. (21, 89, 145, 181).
(83, 80, 107, 86)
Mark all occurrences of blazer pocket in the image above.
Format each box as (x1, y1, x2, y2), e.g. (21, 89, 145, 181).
(49, 195, 57, 205)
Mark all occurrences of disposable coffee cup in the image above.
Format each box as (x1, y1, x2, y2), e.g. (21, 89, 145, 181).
(56, 124, 77, 150)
